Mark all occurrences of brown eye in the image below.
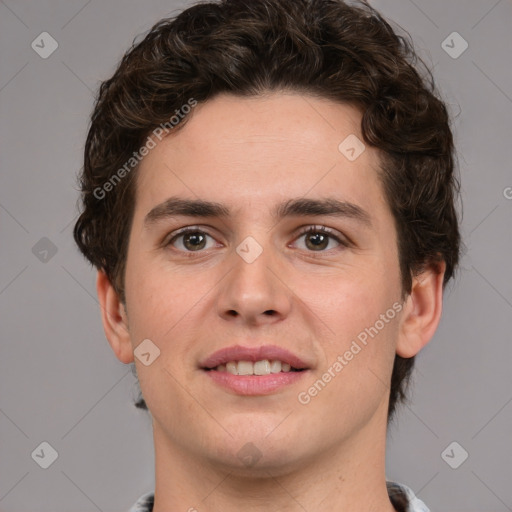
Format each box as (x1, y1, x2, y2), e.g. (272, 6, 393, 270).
(304, 231, 330, 251)
(167, 229, 215, 252)
(293, 226, 345, 252)
(182, 232, 207, 251)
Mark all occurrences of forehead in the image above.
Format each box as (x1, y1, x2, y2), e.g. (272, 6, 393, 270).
(133, 92, 386, 222)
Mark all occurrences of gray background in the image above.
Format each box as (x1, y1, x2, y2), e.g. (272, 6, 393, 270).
(0, 0, 511, 511)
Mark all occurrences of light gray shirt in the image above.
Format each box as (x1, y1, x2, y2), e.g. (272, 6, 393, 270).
(129, 481, 430, 512)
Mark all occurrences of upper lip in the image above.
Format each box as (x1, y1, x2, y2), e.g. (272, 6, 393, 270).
(200, 345, 310, 370)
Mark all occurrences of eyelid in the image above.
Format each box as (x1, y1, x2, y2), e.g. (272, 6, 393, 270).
(163, 225, 219, 248)
(293, 225, 350, 249)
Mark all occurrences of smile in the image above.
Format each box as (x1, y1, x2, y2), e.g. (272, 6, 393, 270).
(208, 359, 303, 375)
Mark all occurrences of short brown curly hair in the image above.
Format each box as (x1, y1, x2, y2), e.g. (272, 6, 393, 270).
(74, 0, 461, 423)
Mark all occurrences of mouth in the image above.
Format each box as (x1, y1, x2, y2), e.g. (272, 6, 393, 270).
(200, 344, 310, 373)
(200, 345, 310, 395)
(203, 359, 306, 375)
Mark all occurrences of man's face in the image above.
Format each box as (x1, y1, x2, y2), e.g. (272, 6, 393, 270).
(122, 92, 404, 472)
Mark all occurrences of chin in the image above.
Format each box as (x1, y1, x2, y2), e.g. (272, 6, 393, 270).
(211, 450, 308, 478)
(205, 431, 313, 477)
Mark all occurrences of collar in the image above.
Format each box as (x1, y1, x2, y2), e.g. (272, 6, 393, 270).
(129, 481, 430, 512)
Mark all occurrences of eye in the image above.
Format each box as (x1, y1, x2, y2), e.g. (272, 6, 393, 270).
(292, 225, 346, 252)
(166, 228, 217, 252)
(164, 225, 347, 254)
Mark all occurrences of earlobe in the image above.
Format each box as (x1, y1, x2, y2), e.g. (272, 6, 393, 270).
(396, 262, 446, 359)
(96, 270, 134, 364)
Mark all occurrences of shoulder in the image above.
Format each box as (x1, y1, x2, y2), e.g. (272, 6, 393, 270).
(130, 484, 429, 512)
(129, 491, 154, 512)
(387, 481, 431, 512)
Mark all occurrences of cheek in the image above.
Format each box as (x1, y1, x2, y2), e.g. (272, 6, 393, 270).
(123, 263, 204, 408)
(124, 250, 199, 335)
(301, 308, 399, 428)
(125, 276, 171, 339)
(299, 266, 401, 392)
(303, 265, 397, 338)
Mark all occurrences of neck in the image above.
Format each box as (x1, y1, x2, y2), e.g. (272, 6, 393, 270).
(150, 403, 397, 512)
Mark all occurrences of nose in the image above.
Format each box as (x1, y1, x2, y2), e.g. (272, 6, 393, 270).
(215, 239, 292, 327)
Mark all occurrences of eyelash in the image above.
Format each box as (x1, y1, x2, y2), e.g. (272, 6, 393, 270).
(164, 225, 348, 254)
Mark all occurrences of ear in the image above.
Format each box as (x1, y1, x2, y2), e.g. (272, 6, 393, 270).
(96, 270, 134, 364)
(396, 261, 446, 358)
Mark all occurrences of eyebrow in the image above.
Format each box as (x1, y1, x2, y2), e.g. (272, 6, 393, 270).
(144, 196, 372, 228)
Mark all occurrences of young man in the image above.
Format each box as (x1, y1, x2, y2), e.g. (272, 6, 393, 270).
(73, 0, 460, 510)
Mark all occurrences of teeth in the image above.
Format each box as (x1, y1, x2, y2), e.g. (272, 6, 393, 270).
(237, 361, 253, 376)
(226, 361, 237, 375)
(269, 360, 282, 373)
(214, 360, 295, 375)
(254, 360, 271, 375)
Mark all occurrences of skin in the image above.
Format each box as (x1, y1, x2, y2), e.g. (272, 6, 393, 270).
(97, 92, 445, 512)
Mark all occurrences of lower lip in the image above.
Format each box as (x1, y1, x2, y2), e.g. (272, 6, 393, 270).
(204, 369, 308, 395)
